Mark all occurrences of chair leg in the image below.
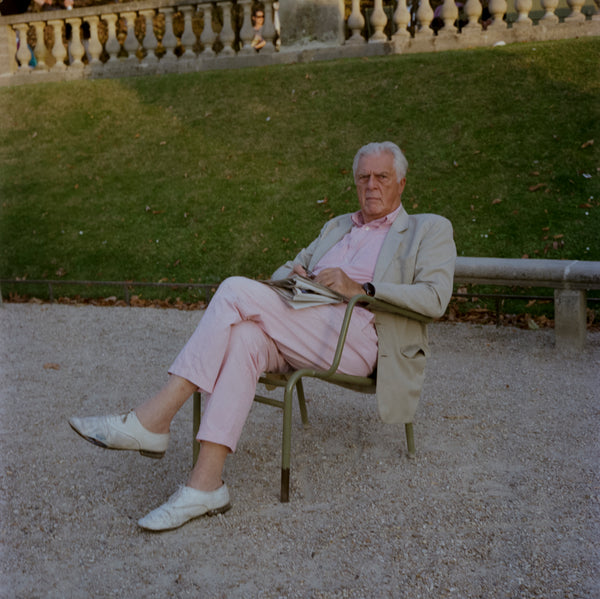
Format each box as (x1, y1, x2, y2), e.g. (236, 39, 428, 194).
(280, 383, 294, 502)
(296, 379, 309, 426)
(405, 422, 416, 459)
(192, 391, 201, 466)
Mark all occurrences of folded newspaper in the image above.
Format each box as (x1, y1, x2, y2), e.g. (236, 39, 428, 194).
(262, 275, 347, 309)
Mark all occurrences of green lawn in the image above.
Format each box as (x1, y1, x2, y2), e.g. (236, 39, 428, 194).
(1, 37, 598, 305)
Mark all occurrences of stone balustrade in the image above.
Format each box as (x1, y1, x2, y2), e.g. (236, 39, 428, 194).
(0, 0, 598, 85)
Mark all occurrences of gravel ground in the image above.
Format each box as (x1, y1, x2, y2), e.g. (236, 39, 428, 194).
(1, 303, 599, 599)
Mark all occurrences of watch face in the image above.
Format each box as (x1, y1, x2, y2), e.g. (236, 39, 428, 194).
(363, 283, 375, 296)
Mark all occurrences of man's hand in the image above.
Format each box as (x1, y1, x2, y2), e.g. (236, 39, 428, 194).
(313, 268, 364, 298)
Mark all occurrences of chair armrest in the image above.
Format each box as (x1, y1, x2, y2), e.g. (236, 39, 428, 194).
(288, 294, 431, 386)
(356, 294, 433, 324)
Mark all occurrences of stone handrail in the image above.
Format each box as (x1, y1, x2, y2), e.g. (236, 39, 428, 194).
(454, 257, 600, 351)
(1, 0, 598, 85)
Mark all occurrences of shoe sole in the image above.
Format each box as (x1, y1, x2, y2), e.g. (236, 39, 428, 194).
(140, 502, 233, 532)
(69, 422, 165, 459)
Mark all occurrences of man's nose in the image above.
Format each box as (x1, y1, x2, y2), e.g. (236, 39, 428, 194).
(366, 174, 377, 188)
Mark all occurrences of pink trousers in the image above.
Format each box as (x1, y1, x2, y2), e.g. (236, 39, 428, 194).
(169, 277, 378, 451)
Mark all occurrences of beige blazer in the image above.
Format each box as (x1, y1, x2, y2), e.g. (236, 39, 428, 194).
(272, 206, 456, 423)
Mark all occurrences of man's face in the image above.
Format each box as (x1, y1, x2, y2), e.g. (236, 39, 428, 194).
(355, 151, 406, 223)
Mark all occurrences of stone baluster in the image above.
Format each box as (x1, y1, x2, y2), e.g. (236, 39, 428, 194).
(66, 18, 85, 68)
(159, 8, 178, 63)
(487, 0, 507, 28)
(369, 0, 388, 42)
(218, 2, 236, 56)
(14, 23, 31, 70)
(48, 19, 67, 71)
(439, 0, 459, 33)
(121, 12, 139, 64)
(85, 16, 104, 67)
(238, 0, 256, 55)
(346, 0, 366, 44)
(200, 3, 216, 57)
(514, 0, 533, 26)
(565, 0, 586, 21)
(539, 0, 559, 23)
(32, 22, 48, 70)
(179, 5, 197, 60)
(103, 14, 121, 64)
(416, 0, 434, 35)
(392, 0, 410, 38)
(462, 0, 483, 29)
(140, 10, 158, 64)
(260, 2, 276, 54)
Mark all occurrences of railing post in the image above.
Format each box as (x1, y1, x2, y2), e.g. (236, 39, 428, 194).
(463, 0, 483, 30)
(416, 0, 434, 36)
(540, 0, 559, 23)
(66, 18, 85, 68)
(238, 0, 255, 55)
(32, 21, 48, 70)
(200, 3, 216, 57)
(47, 19, 67, 71)
(103, 13, 121, 65)
(85, 16, 103, 68)
(392, 0, 411, 40)
(260, 0, 276, 54)
(140, 9, 159, 65)
(159, 7, 178, 65)
(347, 0, 366, 44)
(121, 11, 140, 65)
(14, 23, 32, 71)
(565, 0, 586, 21)
(369, 0, 388, 42)
(514, 0, 533, 26)
(218, 2, 236, 56)
(439, 0, 459, 34)
(487, 0, 508, 29)
(179, 5, 197, 60)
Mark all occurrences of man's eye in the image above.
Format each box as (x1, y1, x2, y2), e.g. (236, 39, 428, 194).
(377, 174, 388, 182)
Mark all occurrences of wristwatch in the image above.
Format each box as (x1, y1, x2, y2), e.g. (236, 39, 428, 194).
(362, 282, 376, 297)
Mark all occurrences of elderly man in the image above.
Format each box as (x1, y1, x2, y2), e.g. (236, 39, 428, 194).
(70, 141, 456, 531)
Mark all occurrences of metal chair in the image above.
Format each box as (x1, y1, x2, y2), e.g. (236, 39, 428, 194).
(193, 294, 432, 502)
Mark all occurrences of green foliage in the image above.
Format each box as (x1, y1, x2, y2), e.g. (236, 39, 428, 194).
(1, 38, 599, 297)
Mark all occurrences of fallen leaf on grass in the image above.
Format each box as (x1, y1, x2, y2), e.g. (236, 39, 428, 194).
(491, 198, 502, 205)
(529, 183, 547, 192)
(581, 139, 594, 149)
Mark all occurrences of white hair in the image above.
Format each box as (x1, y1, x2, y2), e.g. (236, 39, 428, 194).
(352, 142, 408, 182)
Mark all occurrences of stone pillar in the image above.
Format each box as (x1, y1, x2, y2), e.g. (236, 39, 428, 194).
(278, 0, 345, 45)
(554, 289, 587, 352)
(0, 24, 18, 76)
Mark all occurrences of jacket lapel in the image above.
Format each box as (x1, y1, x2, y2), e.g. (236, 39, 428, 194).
(308, 215, 353, 270)
(373, 206, 409, 281)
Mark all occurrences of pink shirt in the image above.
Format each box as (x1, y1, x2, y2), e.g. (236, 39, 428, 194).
(312, 206, 401, 283)
(311, 206, 401, 328)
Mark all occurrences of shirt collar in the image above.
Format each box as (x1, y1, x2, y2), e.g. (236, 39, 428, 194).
(351, 205, 402, 228)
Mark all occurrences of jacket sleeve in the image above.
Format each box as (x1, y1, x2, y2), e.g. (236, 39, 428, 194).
(375, 216, 456, 319)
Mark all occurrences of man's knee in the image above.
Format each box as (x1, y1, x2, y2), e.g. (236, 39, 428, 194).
(229, 321, 281, 373)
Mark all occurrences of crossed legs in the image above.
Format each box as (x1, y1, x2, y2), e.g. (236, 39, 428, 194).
(69, 276, 378, 530)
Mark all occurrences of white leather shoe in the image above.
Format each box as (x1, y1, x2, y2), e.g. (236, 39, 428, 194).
(138, 485, 231, 531)
(69, 411, 170, 459)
